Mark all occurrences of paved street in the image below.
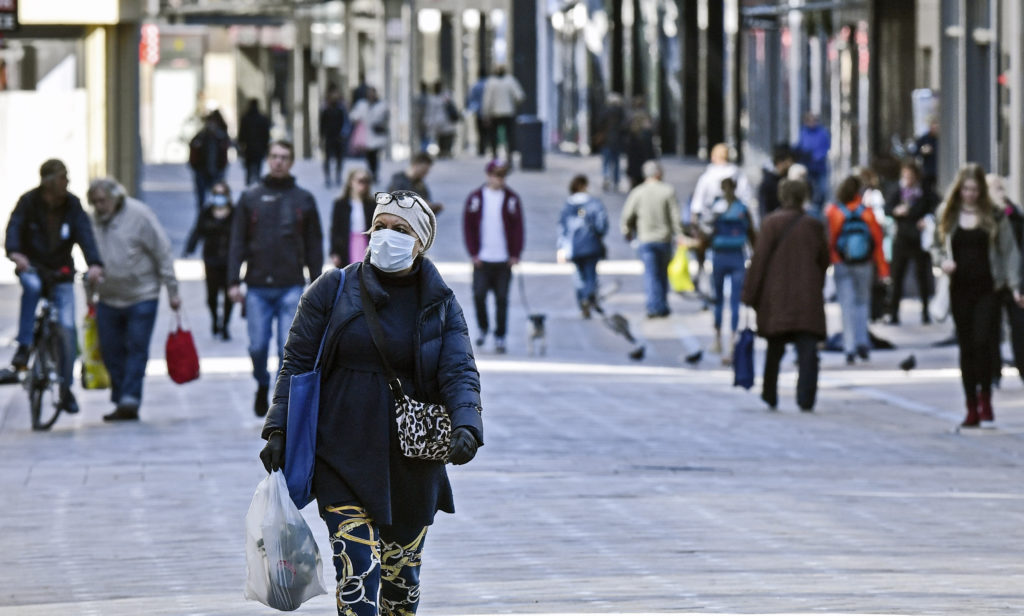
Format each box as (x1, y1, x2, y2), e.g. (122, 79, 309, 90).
(1, 151, 1024, 615)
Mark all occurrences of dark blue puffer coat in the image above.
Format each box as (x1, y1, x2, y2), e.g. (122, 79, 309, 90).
(262, 259, 483, 526)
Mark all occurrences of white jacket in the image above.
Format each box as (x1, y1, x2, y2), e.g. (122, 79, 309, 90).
(482, 75, 524, 118)
(689, 162, 755, 226)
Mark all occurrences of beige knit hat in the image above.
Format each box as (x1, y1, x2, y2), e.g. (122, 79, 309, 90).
(372, 190, 437, 252)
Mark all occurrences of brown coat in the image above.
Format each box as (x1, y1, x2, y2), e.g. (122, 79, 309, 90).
(741, 209, 829, 339)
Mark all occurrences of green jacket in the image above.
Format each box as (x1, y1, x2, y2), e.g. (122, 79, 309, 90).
(620, 179, 684, 244)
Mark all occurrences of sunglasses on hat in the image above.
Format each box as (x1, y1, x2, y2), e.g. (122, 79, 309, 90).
(375, 191, 431, 216)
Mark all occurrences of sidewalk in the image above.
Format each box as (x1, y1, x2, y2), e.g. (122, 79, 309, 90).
(2, 152, 1024, 615)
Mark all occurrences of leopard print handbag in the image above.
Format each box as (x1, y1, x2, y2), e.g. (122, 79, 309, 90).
(361, 267, 452, 462)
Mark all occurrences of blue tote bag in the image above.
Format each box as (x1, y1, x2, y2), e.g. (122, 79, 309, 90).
(285, 268, 345, 509)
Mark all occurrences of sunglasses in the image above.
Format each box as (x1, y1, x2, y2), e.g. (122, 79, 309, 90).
(375, 191, 430, 216)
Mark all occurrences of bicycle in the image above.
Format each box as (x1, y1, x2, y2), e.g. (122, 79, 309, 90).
(20, 266, 71, 431)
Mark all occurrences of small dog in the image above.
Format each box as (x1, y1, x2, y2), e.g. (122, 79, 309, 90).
(526, 313, 547, 356)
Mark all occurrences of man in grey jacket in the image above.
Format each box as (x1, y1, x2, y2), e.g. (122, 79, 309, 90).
(228, 140, 324, 416)
(87, 177, 181, 421)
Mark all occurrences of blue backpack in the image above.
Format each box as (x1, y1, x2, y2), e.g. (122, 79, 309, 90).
(711, 201, 750, 252)
(836, 203, 874, 264)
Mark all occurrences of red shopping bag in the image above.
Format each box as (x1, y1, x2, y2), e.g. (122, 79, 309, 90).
(166, 309, 200, 384)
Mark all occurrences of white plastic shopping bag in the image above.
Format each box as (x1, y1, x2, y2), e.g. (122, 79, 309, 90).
(245, 470, 327, 611)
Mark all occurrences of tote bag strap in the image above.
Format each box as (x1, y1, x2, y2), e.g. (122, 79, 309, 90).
(313, 268, 346, 370)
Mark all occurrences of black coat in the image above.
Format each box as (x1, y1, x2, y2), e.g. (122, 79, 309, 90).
(185, 207, 234, 267)
(5, 188, 103, 277)
(238, 109, 271, 161)
(329, 195, 376, 266)
(262, 260, 483, 527)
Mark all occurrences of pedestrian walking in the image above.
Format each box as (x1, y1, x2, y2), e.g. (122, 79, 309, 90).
(188, 110, 231, 211)
(349, 86, 389, 183)
(466, 74, 488, 156)
(793, 112, 831, 209)
(462, 159, 525, 354)
(86, 177, 181, 421)
(228, 140, 324, 417)
(621, 160, 685, 318)
(238, 98, 271, 186)
(387, 152, 444, 215)
(258, 189, 483, 616)
(624, 106, 656, 189)
(425, 83, 459, 159)
(184, 181, 235, 340)
(481, 64, 524, 160)
(932, 164, 1021, 428)
(595, 92, 627, 193)
(319, 86, 350, 188)
(329, 169, 375, 269)
(885, 161, 938, 324)
(825, 175, 890, 364)
(557, 175, 609, 318)
(699, 177, 756, 361)
(4, 159, 104, 415)
(758, 144, 794, 219)
(742, 179, 829, 411)
(912, 118, 939, 194)
(986, 173, 1024, 382)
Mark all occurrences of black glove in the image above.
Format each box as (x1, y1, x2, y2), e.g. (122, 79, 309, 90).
(260, 432, 285, 472)
(448, 427, 478, 465)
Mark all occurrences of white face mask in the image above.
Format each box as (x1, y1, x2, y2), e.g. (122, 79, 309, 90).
(369, 229, 418, 272)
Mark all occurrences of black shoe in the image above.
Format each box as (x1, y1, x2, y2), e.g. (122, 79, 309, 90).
(856, 345, 870, 361)
(220, 327, 231, 342)
(103, 404, 139, 422)
(474, 334, 486, 348)
(59, 389, 79, 415)
(212, 322, 221, 337)
(761, 391, 778, 410)
(11, 344, 29, 370)
(254, 385, 269, 417)
(494, 338, 507, 354)
(846, 353, 856, 365)
(921, 312, 931, 325)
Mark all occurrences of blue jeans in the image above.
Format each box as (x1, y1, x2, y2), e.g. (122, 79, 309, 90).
(809, 170, 829, 209)
(96, 299, 159, 407)
(637, 241, 673, 316)
(834, 262, 873, 354)
(712, 250, 746, 332)
(246, 285, 303, 388)
(572, 256, 600, 308)
(18, 271, 76, 389)
(602, 146, 621, 187)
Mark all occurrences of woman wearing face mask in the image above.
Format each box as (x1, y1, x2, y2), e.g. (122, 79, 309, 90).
(258, 190, 483, 616)
(185, 181, 235, 340)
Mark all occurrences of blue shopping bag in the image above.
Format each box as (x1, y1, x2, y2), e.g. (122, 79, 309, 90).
(732, 327, 755, 390)
(284, 269, 345, 509)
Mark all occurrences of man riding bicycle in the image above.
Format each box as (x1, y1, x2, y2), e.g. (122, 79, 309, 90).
(5, 159, 104, 414)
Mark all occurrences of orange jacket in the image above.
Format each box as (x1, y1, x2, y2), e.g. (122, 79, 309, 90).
(825, 195, 890, 278)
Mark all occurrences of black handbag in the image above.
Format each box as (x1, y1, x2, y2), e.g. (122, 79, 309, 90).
(359, 267, 452, 462)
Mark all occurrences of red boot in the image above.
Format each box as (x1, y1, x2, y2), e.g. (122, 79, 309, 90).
(961, 396, 980, 428)
(979, 391, 995, 427)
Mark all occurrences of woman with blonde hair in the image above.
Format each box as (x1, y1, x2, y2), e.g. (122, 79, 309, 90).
(933, 163, 1021, 427)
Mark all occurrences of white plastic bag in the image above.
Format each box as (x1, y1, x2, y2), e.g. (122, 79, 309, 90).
(245, 470, 327, 611)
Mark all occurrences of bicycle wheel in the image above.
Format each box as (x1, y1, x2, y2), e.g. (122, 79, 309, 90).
(28, 324, 65, 431)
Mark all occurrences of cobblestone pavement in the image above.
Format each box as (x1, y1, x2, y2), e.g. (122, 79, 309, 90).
(1, 153, 1023, 615)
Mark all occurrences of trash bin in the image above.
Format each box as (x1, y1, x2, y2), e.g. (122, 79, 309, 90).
(516, 115, 544, 170)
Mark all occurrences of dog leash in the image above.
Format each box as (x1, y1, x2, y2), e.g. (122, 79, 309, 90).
(515, 266, 533, 315)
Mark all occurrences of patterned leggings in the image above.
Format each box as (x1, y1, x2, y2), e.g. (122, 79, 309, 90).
(323, 504, 428, 616)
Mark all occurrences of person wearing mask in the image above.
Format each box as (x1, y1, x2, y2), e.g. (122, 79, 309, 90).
(825, 175, 889, 364)
(185, 181, 236, 340)
(228, 140, 324, 417)
(238, 99, 272, 186)
(387, 152, 444, 215)
(558, 174, 609, 318)
(330, 169, 376, 269)
(742, 179, 829, 411)
(462, 159, 525, 354)
(885, 161, 938, 325)
(259, 189, 483, 616)
(621, 160, 685, 319)
(933, 164, 1021, 428)
(349, 86, 390, 183)
(86, 177, 181, 421)
(4, 159, 104, 414)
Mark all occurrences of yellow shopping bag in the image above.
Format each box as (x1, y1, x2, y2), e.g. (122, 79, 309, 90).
(81, 305, 110, 390)
(668, 245, 695, 293)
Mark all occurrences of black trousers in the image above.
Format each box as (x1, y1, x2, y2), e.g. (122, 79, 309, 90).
(472, 261, 512, 339)
(951, 288, 1000, 398)
(204, 262, 233, 330)
(888, 235, 932, 319)
(487, 115, 516, 158)
(993, 288, 1024, 380)
(323, 139, 344, 183)
(762, 332, 819, 410)
(365, 148, 381, 183)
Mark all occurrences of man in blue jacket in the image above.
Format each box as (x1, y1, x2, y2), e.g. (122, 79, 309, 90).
(794, 112, 831, 209)
(5, 159, 105, 413)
